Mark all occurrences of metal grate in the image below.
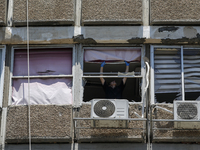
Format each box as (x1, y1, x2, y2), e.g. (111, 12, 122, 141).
(177, 103, 198, 119)
(94, 100, 115, 117)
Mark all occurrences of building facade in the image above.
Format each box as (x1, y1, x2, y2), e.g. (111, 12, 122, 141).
(0, 0, 200, 150)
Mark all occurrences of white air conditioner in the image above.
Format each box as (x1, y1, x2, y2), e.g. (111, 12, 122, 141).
(91, 99, 129, 128)
(174, 101, 200, 129)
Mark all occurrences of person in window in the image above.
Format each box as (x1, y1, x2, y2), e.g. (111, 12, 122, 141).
(100, 61, 129, 99)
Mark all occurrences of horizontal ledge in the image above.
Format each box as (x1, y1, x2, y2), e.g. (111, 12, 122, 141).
(152, 119, 200, 122)
(12, 75, 73, 78)
(73, 118, 146, 121)
(76, 127, 144, 130)
(82, 76, 142, 78)
(84, 72, 141, 75)
(76, 137, 144, 142)
(153, 128, 200, 131)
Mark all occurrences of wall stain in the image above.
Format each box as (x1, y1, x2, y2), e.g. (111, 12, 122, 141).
(161, 33, 200, 44)
(158, 27, 179, 32)
(127, 37, 146, 44)
(73, 34, 97, 44)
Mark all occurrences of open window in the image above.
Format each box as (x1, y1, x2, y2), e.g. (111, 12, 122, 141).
(151, 46, 200, 103)
(11, 47, 73, 105)
(82, 47, 143, 102)
(0, 46, 6, 107)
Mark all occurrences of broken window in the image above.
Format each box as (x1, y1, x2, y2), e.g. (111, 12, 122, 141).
(11, 48, 73, 105)
(151, 46, 200, 103)
(153, 47, 182, 103)
(183, 49, 200, 100)
(82, 48, 142, 102)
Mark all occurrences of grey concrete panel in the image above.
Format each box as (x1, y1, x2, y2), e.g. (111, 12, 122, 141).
(5, 144, 71, 150)
(1, 26, 200, 44)
(82, 26, 144, 43)
(0, 27, 74, 44)
(0, 0, 6, 25)
(82, 0, 142, 25)
(149, 26, 200, 44)
(6, 105, 72, 143)
(150, 0, 200, 25)
(13, 0, 75, 25)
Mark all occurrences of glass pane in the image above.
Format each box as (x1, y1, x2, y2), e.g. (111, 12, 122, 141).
(154, 48, 182, 103)
(12, 78, 72, 105)
(184, 49, 200, 100)
(13, 48, 72, 76)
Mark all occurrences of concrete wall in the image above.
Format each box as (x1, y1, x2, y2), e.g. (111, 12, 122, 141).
(152, 104, 200, 143)
(6, 105, 72, 143)
(0, 0, 6, 25)
(81, 0, 143, 25)
(150, 0, 200, 24)
(13, 0, 75, 25)
(76, 103, 145, 142)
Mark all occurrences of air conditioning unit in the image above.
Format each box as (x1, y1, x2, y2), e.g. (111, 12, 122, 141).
(91, 99, 129, 128)
(174, 101, 200, 129)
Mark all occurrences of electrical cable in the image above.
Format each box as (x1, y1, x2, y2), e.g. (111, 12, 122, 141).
(26, 0, 31, 150)
(142, 61, 150, 118)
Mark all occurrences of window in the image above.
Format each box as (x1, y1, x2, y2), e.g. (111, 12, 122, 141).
(11, 47, 73, 105)
(0, 46, 6, 107)
(82, 47, 144, 102)
(151, 46, 200, 103)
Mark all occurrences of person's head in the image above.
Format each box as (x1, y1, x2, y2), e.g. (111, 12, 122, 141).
(109, 80, 117, 88)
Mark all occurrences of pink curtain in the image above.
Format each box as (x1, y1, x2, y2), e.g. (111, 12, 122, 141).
(13, 48, 72, 76)
(84, 49, 141, 62)
(12, 48, 73, 105)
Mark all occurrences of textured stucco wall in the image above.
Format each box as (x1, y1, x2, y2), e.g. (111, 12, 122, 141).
(151, 0, 200, 24)
(152, 104, 200, 142)
(13, 0, 75, 25)
(82, 0, 143, 25)
(6, 105, 72, 143)
(76, 103, 145, 142)
(0, 0, 6, 25)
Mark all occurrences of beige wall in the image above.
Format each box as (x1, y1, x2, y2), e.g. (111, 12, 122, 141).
(81, 0, 143, 25)
(13, 0, 75, 25)
(6, 105, 72, 143)
(0, 0, 6, 25)
(150, 0, 200, 24)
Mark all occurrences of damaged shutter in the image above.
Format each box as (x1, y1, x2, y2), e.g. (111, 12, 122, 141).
(184, 49, 200, 100)
(154, 48, 182, 102)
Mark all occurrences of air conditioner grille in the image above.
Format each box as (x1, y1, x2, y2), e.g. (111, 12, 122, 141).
(94, 100, 115, 117)
(177, 103, 198, 119)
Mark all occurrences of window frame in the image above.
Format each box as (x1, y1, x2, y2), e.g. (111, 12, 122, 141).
(0, 45, 6, 108)
(150, 45, 200, 104)
(9, 45, 75, 105)
(81, 46, 146, 104)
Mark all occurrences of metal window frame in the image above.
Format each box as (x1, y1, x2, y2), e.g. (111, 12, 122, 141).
(81, 46, 146, 104)
(9, 45, 75, 106)
(0, 46, 6, 108)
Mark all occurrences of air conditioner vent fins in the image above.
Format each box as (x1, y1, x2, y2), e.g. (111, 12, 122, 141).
(177, 103, 198, 119)
(94, 100, 115, 117)
(174, 101, 200, 129)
